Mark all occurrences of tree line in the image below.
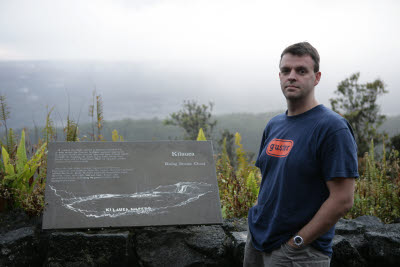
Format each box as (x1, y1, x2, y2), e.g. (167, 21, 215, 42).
(1, 72, 400, 221)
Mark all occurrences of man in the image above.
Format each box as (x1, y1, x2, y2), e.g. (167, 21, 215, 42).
(243, 42, 359, 267)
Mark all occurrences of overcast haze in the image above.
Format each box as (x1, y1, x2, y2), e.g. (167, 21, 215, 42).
(0, 0, 399, 128)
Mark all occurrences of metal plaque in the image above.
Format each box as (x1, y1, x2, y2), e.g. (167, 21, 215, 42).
(42, 141, 222, 229)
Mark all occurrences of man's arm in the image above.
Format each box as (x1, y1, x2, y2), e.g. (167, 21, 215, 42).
(287, 177, 355, 247)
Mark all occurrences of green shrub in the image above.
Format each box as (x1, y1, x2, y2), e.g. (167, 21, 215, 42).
(216, 132, 260, 218)
(1, 130, 47, 215)
(346, 139, 400, 223)
(391, 134, 400, 151)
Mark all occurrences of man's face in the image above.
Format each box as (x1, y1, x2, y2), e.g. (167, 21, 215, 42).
(279, 54, 321, 101)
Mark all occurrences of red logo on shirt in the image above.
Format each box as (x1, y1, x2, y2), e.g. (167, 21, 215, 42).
(266, 138, 294, 158)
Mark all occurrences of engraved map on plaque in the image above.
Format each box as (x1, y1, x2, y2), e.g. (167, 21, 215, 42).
(42, 141, 222, 229)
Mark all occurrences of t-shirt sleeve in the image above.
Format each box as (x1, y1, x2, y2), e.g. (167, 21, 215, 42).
(319, 128, 359, 180)
(255, 129, 267, 168)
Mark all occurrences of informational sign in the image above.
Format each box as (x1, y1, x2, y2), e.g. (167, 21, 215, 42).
(42, 141, 222, 229)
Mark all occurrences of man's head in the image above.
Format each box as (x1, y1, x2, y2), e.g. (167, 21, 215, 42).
(280, 42, 320, 73)
(279, 42, 321, 102)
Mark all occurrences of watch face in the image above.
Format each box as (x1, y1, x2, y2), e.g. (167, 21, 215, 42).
(294, 236, 303, 245)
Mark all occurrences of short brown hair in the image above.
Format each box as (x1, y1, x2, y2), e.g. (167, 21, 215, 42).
(280, 42, 320, 72)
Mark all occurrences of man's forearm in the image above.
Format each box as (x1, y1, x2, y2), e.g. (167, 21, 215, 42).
(288, 178, 355, 247)
(293, 196, 352, 246)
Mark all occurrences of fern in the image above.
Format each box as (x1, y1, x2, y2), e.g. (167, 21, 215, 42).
(16, 130, 28, 173)
(2, 146, 15, 177)
(7, 128, 17, 156)
(1, 134, 47, 209)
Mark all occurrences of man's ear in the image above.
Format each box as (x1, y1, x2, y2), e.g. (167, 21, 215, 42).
(314, 72, 321, 86)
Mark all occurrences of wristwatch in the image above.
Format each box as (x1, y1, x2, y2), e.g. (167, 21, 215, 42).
(293, 235, 304, 248)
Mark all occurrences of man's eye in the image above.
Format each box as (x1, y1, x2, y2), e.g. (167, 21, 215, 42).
(298, 69, 307, 75)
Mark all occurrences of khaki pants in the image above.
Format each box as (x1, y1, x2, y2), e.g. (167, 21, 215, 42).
(243, 232, 331, 267)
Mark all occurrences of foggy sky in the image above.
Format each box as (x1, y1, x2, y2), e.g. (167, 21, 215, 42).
(0, 0, 399, 116)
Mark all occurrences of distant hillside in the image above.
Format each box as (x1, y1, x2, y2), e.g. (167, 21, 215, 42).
(96, 113, 400, 154)
(380, 115, 400, 137)
(90, 111, 281, 155)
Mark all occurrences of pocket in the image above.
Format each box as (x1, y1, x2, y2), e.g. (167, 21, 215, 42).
(292, 260, 330, 267)
(308, 246, 331, 260)
(283, 243, 330, 263)
(283, 243, 307, 253)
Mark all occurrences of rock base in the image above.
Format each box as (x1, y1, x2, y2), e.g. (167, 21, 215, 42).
(1, 211, 400, 266)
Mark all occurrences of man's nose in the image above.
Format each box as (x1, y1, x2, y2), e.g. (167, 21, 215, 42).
(288, 70, 297, 81)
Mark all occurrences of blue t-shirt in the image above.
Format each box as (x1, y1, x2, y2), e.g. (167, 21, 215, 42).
(248, 105, 359, 257)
